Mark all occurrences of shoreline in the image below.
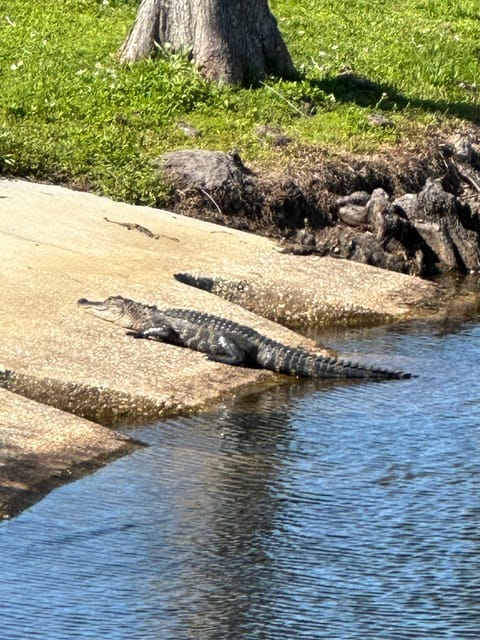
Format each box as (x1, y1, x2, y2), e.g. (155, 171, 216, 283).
(0, 177, 456, 519)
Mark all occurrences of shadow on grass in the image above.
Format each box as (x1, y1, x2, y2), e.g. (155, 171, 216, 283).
(315, 73, 480, 124)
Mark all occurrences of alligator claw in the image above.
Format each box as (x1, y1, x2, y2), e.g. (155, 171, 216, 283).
(126, 330, 144, 339)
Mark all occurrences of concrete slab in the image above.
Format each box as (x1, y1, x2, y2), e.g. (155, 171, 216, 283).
(0, 389, 141, 519)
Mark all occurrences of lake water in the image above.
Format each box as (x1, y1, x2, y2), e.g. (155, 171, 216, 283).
(1, 317, 480, 639)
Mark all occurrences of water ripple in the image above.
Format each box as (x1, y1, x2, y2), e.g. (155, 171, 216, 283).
(1, 320, 480, 638)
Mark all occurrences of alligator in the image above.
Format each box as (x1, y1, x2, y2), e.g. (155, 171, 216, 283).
(78, 295, 412, 380)
(174, 272, 244, 299)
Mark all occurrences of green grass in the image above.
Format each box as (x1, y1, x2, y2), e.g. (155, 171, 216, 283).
(0, 0, 479, 204)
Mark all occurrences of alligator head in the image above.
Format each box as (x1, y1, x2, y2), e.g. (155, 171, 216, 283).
(77, 295, 157, 330)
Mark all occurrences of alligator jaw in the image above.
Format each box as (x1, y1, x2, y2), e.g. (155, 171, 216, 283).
(77, 296, 128, 325)
(78, 297, 108, 309)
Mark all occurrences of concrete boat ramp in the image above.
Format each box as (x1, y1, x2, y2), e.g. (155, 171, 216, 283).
(0, 178, 436, 518)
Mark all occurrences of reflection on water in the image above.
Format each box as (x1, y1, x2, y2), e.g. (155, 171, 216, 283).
(1, 320, 480, 639)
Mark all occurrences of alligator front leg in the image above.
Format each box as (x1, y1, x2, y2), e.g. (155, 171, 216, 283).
(126, 324, 180, 343)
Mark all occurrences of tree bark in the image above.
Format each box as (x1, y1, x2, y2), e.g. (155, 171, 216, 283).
(118, 0, 296, 85)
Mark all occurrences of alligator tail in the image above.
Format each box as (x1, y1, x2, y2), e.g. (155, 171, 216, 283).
(258, 341, 412, 380)
(174, 273, 215, 292)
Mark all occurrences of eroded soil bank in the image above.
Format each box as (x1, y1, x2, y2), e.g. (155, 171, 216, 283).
(161, 124, 480, 278)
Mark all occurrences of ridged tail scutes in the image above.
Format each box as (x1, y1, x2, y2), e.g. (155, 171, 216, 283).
(258, 342, 412, 380)
(174, 273, 215, 292)
(332, 359, 412, 380)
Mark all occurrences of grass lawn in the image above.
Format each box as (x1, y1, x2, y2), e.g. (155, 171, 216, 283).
(0, 0, 479, 204)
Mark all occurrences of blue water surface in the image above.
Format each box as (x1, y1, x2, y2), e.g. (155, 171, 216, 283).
(1, 319, 480, 639)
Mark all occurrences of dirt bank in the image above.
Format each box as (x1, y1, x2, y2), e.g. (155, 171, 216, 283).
(161, 125, 480, 278)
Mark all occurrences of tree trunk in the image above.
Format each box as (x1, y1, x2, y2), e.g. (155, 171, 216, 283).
(118, 0, 296, 85)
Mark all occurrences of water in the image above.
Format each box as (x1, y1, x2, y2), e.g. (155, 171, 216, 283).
(1, 319, 480, 639)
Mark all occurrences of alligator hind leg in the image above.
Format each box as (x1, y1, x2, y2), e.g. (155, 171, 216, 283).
(204, 336, 246, 366)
